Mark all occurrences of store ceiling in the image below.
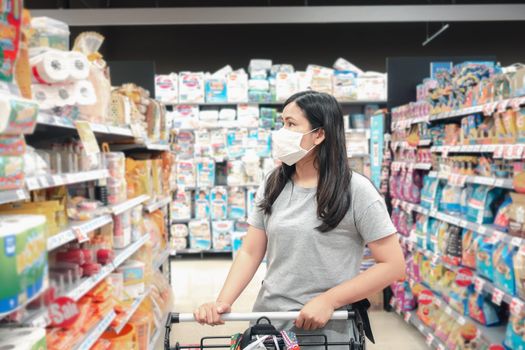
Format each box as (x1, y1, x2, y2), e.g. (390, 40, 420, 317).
(25, 0, 525, 9)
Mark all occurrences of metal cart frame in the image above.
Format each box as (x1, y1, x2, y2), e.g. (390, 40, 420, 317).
(164, 311, 366, 350)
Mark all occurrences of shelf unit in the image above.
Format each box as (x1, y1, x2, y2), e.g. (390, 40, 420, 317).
(391, 96, 525, 130)
(164, 100, 387, 107)
(26, 169, 110, 191)
(112, 289, 151, 334)
(154, 248, 171, 270)
(390, 300, 447, 350)
(148, 313, 169, 350)
(391, 161, 433, 170)
(110, 195, 151, 216)
(399, 234, 525, 308)
(0, 189, 28, 205)
(47, 214, 113, 251)
(392, 198, 524, 247)
(74, 310, 117, 350)
(144, 196, 172, 213)
(428, 171, 514, 190)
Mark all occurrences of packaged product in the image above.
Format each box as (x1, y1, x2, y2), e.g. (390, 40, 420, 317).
(196, 158, 215, 188)
(494, 194, 512, 232)
(420, 176, 443, 210)
(226, 129, 248, 159)
(116, 260, 145, 300)
(212, 220, 233, 251)
(493, 242, 517, 295)
(228, 187, 247, 220)
(155, 73, 178, 104)
(444, 225, 462, 266)
(210, 186, 228, 220)
(475, 235, 495, 281)
(466, 185, 503, 224)
(188, 219, 212, 250)
(171, 224, 189, 238)
(439, 184, 463, 215)
(171, 191, 192, 220)
(247, 188, 258, 218)
(462, 230, 477, 269)
(467, 292, 502, 326)
(194, 189, 210, 219)
(505, 312, 525, 350)
(332, 70, 358, 101)
(179, 72, 205, 103)
(227, 160, 246, 186)
(205, 77, 227, 103)
(416, 289, 438, 327)
(275, 72, 298, 102)
(514, 248, 525, 300)
(210, 129, 227, 161)
(227, 71, 248, 103)
(172, 237, 187, 251)
(0, 328, 47, 350)
(510, 193, 525, 237)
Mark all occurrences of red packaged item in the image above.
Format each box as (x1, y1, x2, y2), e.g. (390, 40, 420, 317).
(97, 249, 114, 265)
(56, 249, 86, 265)
(81, 248, 94, 263)
(81, 262, 101, 277)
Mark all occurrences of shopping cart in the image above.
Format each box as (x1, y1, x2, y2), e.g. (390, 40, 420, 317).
(164, 309, 367, 350)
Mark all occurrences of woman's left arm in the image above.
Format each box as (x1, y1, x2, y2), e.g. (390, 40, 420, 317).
(295, 234, 405, 330)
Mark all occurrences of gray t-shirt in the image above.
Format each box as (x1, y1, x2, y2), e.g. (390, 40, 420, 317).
(247, 172, 396, 343)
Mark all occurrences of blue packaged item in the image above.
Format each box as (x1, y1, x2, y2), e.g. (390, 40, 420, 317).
(460, 185, 474, 216)
(189, 219, 212, 249)
(493, 242, 517, 296)
(421, 177, 443, 210)
(205, 78, 227, 102)
(210, 186, 228, 220)
(257, 129, 272, 158)
(439, 184, 463, 214)
(249, 90, 272, 103)
(505, 314, 525, 350)
(228, 187, 246, 220)
(475, 235, 495, 281)
(195, 190, 210, 219)
(467, 185, 503, 224)
(468, 292, 502, 326)
(427, 218, 440, 253)
(226, 129, 247, 159)
(196, 158, 215, 188)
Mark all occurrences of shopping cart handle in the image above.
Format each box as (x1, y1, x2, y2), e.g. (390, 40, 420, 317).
(168, 310, 355, 324)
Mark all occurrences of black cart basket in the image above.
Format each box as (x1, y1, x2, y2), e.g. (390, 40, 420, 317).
(164, 310, 367, 350)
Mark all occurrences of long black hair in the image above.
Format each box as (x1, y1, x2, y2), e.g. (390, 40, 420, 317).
(260, 91, 352, 232)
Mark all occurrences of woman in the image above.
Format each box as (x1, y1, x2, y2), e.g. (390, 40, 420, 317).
(194, 91, 405, 343)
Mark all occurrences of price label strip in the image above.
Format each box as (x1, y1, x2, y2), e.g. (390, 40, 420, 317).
(475, 277, 486, 293)
(491, 287, 505, 306)
(510, 298, 525, 316)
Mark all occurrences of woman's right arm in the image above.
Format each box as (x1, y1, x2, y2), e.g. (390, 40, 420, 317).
(193, 225, 267, 325)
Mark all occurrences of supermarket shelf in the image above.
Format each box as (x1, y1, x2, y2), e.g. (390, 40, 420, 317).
(144, 196, 172, 213)
(392, 139, 433, 150)
(148, 313, 169, 350)
(400, 235, 525, 307)
(113, 289, 151, 334)
(428, 171, 514, 189)
(391, 161, 433, 170)
(171, 218, 192, 224)
(0, 279, 49, 321)
(165, 100, 386, 107)
(430, 144, 525, 155)
(110, 195, 150, 216)
(392, 96, 525, 129)
(173, 248, 233, 255)
(36, 114, 134, 138)
(74, 310, 117, 350)
(47, 215, 113, 251)
(392, 198, 524, 247)
(26, 169, 110, 191)
(390, 301, 446, 350)
(347, 153, 370, 158)
(154, 248, 170, 270)
(429, 96, 525, 122)
(345, 128, 369, 134)
(67, 235, 148, 301)
(109, 142, 170, 152)
(0, 189, 28, 205)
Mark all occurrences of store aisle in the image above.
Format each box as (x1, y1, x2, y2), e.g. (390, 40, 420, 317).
(169, 259, 428, 350)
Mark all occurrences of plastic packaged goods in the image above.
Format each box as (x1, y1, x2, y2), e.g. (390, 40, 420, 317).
(227, 71, 248, 103)
(0, 0, 23, 83)
(29, 16, 70, 51)
(196, 158, 215, 188)
(155, 73, 178, 104)
(0, 93, 39, 135)
(0, 215, 47, 316)
(179, 71, 205, 103)
(188, 219, 212, 250)
(212, 220, 233, 251)
(210, 186, 228, 220)
(333, 70, 358, 101)
(194, 189, 210, 219)
(0, 328, 47, 350)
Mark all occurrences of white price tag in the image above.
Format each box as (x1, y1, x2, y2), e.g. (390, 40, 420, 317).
(73, 226, 89, 244)
(445, 306, 452, 315)
(458, 316, 466, 325)
(491, 288, 505, 306)
(418, 324, 425, 332)
(389, 298, 396, 307)
(494, 179, 505, 187)
(498, 100, 509, 113)
(493, 145, 504, 159)
(25, 177, 39, 190)
(426, 333, 434, 346)
(437, 344, 446, 350)
(39, 177, 50, 188)
(475, 277, 486, 293)
(510, 98, 522, 111)
(477, 225, 487, 234)
(459, 220, 468, 228)
(510, 298, 525, 316)
(513, 145, 525, 160)
(504, 145, 514, 160)
(511, 236, 523, 247)
(52, 175, 64, 186)
(404, 312, 411, 323)
(442, 146, 449, 158)
(432, 254, 441, 265)
(395, 304, 402, 314)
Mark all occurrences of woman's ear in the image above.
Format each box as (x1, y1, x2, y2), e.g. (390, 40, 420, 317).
(314, 128, 326, 145)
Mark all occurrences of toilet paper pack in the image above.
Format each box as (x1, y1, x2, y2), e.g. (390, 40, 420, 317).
(179, 72, 205, 103)
(155, 73, 178, 104)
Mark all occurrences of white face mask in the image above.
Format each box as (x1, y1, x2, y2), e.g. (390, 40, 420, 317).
(272, 127, 320, 166)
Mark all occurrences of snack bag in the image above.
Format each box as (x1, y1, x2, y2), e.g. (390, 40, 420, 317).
(493, 242, 517, 295)
(467, 292, 501, 326)
(475, 235, 495, 281)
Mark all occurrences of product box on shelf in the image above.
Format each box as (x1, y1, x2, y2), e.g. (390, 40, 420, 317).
(155, 73, 178, 104)
(179, 72, 205, 103)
